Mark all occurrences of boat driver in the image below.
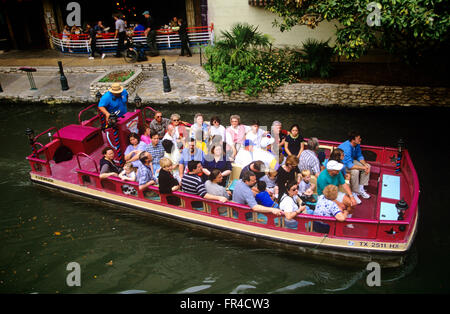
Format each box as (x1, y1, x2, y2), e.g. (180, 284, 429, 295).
(98, 83, 128, 122)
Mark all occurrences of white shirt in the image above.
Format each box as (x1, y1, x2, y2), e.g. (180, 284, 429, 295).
(279, 194, 299, 213)
(234, 149, 253, 168)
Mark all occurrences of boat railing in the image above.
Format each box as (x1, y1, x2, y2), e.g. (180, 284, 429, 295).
(72, 166, 413, 243)
(78, 103, 101, 127)
(26, 127, 63, 176)
(75, 152, 99, 173)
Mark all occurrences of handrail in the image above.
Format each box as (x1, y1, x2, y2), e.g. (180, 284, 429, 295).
(33, 126, 60, 143)
(403, 150, 420, 223)
(78, 103, 99, 125)
(76, 152, 99, 173)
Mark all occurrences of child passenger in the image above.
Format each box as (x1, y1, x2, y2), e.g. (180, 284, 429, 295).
(254, 181, 278, 208)
(119, 162, 137, 182)
(260, 169, 278, 198)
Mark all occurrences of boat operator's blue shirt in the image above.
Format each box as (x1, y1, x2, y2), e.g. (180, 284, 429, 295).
(98, 90, 128, 118)
(338, 140, 364, 172)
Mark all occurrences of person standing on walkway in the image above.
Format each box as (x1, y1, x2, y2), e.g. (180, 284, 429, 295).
(113, 14, 126, 58)
(178, 18, 192, 57)
(143, 10, 159, 56)
(86, 23, 106, 60)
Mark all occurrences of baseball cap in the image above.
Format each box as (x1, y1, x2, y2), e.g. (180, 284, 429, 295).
(142, 11, 150, 15)
(327, 160, 343, 171)
(260, 136, 274, 148)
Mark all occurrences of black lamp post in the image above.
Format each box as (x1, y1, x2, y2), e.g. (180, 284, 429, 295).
(162, 58, 171, 93)
(134, 94, 142, 110)
(395, 138, 405, 174)
(96, 91, 102, 103)
(58, 61, 69, 91)
(25, 128, 36, 157)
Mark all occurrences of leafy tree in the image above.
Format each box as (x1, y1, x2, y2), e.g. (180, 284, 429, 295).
(268, 0, 450, 64)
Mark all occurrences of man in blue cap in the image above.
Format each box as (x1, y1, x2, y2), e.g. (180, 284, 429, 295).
(143, 10, 159, 56)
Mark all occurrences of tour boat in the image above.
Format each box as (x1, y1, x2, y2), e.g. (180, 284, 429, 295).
(25, 103, 419, 268)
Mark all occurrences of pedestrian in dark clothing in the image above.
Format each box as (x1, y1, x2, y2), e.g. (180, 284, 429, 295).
(86, 23, 105, 60)
(178, 18, 192, 57)
(113, 14, 126, 57)
(142, 10, 159, 56)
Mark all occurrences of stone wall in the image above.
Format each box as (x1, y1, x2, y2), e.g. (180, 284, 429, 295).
(190, 66, 450, 107)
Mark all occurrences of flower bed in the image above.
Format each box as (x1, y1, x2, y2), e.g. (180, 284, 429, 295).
(90, 68, 144, 98)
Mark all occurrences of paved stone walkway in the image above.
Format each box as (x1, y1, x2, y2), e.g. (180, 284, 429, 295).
(0, 49, 206, 104)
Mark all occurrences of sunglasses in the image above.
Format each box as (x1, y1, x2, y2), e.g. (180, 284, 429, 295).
(172, 119, 179, 122)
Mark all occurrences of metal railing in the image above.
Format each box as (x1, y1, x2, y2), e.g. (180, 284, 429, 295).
(50, 24, 214, 54)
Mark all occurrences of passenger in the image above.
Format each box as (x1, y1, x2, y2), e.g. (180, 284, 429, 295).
(124, 132, 147, 168)
(190, 113, 209, 143)
(119, 162, 137, 182)
(158, 157, 181, 197)
(162, 124, 177, 148)
(225, 114, 248, 157)
(254, 181, 278, 208)
(260, 169, 279, 198)
(298, 169, 316, 197)
(208, 116, 226, 143)
(245, 120, 266, 148)
(170, 113, 188, 148)
(338, 131, 371, 199)
(276, 155, 300, 202)
(145, 131, 165, 178)
(316, 160, 356, 217)
(279, 180, 308, 228)
(205, 169, 231, 200)
(179, 138, 205, 180)
(232, 171, 282, 216)
(284, 124, 304, 158)
(136, 151, 156, 191)
(202, 144, 232, 187)
(98, 83, 128, 121)
(99, 146, 121, 179)
(239, 160, 266, 181)
(234, 139, 253, 168)
(298, 137, 322, 177)
(252, 136, 278, 171)
(181, 160, 228, 203)
(271, 120, 286, 155)
(161, 139, 181, 182)
(315, 184, 349, 222)
(140, 124, 151, 145)
(150, 111, 171, 139)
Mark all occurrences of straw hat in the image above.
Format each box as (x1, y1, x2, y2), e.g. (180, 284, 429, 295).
(108, 83, 124, 94)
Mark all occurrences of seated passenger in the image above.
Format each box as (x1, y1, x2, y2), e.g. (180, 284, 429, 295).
(225, 114, 248, 158)
(245, 120, 266, 148)
(279, 180, 308, 228)
(124, 133, 147, 168)
(232, 171, 282, 216)
(254, 181, 278, 208)
(162, 139, 181, 182)
(99, 147, 121, 179)
(252, 135, 279, 171)
(136, 151, 156, 191)
(338, 131, 371, 199)
(181, 160, 227, 203)
(234, 139, 253, 168)
(202, 144, 232, 187)
(179, 138, 205, 180)
(298, 169, 316, 197)
(145, 131, 165, 178)
(276, 155, 300, 201)
(208, 116, 226, 143)
(298, 137, 322, 177)
(170, 113, 188, 148)
(98, 83, 128, 121)
(119, 162, 137, 182)
(150, 111, 171, 139)
(314, 184, 349, 222)
(239, 160, 266, 181)
(284, 124, 304, 158)
(189, 113, 209, 142)
(316, 160, 356, 217)
(140, 124, 152, 145)
(205, 169, 231, 200)
(260, 169, 279, 198)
